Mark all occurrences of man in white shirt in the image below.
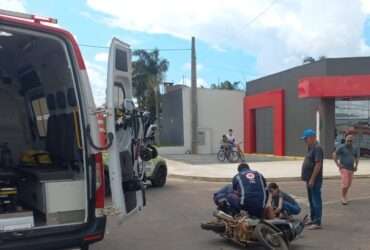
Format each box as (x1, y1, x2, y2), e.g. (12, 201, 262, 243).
(225, 129, 236, 152)
(226, 129, 236, 145)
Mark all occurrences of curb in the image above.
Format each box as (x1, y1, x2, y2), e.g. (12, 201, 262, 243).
(169, 174, 370, 183)
(244, 153, 304, 161)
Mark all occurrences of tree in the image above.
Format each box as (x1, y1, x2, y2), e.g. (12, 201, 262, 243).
(132, 49, 169, 116)
(211, 80, 242, 90)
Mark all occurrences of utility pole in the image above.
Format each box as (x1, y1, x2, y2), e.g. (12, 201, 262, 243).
(191, 37, 198, 154)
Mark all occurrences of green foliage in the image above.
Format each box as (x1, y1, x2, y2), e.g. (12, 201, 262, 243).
(210, 80, 242, 90)
(132, 49, 169, 114)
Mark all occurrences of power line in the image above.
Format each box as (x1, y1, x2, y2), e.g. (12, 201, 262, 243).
(79, 43, 190, 51)
(244, 0, 279, 28)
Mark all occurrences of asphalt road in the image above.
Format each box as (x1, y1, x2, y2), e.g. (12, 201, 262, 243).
(92, 178, 370, 250)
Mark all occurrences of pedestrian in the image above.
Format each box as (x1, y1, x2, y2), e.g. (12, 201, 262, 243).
(333, 134, 359, 205)
(300, 129, 323, 230)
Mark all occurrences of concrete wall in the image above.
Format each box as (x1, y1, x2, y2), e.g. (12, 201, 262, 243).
(197, 88, 244, 154)
(160, 86, 244, 154)
(159, 89, 184, 146)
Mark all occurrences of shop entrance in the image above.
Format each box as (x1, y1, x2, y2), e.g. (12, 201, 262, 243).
(335, 99, 370, 157)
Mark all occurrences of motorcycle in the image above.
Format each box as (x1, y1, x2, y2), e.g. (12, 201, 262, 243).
(201, 210, 305, 250)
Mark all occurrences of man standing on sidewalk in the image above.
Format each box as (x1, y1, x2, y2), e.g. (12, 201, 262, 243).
(301, 129, 323, 230)
(333, 134, 359, 205)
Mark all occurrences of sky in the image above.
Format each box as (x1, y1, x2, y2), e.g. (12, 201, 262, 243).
(2, 0, 370, 105)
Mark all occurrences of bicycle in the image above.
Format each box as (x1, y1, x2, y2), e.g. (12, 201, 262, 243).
(217, 142, 245, 163)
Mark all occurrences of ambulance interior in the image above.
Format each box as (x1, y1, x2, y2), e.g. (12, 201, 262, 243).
(0, 26, 87, 231)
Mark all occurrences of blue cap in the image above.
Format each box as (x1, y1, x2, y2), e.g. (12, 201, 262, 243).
(300, 129, 316, 139)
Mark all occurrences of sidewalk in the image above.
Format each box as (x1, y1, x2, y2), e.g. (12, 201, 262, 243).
(166, 157, 370, 182)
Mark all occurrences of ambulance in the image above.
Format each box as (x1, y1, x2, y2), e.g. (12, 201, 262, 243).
(0, 9, 146, 250)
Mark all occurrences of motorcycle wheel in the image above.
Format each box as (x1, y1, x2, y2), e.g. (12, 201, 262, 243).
(254, 223, 289, 250)
(217, 150, 226, 162)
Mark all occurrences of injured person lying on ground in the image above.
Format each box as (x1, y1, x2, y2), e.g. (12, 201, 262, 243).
(0, 25, 88, 231)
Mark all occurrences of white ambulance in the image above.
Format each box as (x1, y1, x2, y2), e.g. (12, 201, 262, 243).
(0, 9, 147, 250)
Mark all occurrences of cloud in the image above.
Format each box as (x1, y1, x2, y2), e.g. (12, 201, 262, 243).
(87, 0, 370, 75)
(85, 61, 107, 106)
(0, 0, 26, 12)
(361, 0, 370, 13)
(95, 52, 108, 62)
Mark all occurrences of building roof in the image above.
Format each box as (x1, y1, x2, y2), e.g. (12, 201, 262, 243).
(247, 56, 370, 84)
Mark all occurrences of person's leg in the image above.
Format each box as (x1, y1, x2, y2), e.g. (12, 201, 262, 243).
(226, 192, 241, 215)
(310, 183, 322, 226)
(340, 169, 353, 204)
(306, 184, 315, 222)
(282, 201, 301, 216)
(340, 169, 349, 203)
(214, 184, 232, 206)
(245, 205, 264, 219)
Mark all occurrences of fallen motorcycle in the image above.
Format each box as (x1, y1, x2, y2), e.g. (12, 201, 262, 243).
(201, 210, 305, 250)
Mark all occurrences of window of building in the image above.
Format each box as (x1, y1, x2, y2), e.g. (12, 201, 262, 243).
(31, 97, 49, 137)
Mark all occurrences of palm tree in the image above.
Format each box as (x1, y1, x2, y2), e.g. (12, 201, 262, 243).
(132, 49, 169, 143)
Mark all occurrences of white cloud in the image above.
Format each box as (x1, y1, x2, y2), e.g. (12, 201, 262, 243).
(0, 0, 26, 12)
(361, 0, 370, 13)
(87, 0, 370, 75)
(182, 62, 203, 71)
(86, 61, 107, 106)
(95, 52, 108, 63)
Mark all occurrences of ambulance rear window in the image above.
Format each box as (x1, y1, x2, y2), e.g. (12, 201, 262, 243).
(115, 49, 128, 72)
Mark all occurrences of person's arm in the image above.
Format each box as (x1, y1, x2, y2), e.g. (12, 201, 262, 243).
(266, 193, 273, 208)
(354, 148, 360, 171)
(309, 147, 323, 188)
(333, 147, 343, 169)
(275, 196, 283, 214)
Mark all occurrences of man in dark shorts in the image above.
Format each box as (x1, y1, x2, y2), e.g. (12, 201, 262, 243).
(300, 129, 323, 230)
(333, 134, 359, 205)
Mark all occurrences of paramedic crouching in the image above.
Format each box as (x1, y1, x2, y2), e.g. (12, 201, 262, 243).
(214, 163, 267, 218)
